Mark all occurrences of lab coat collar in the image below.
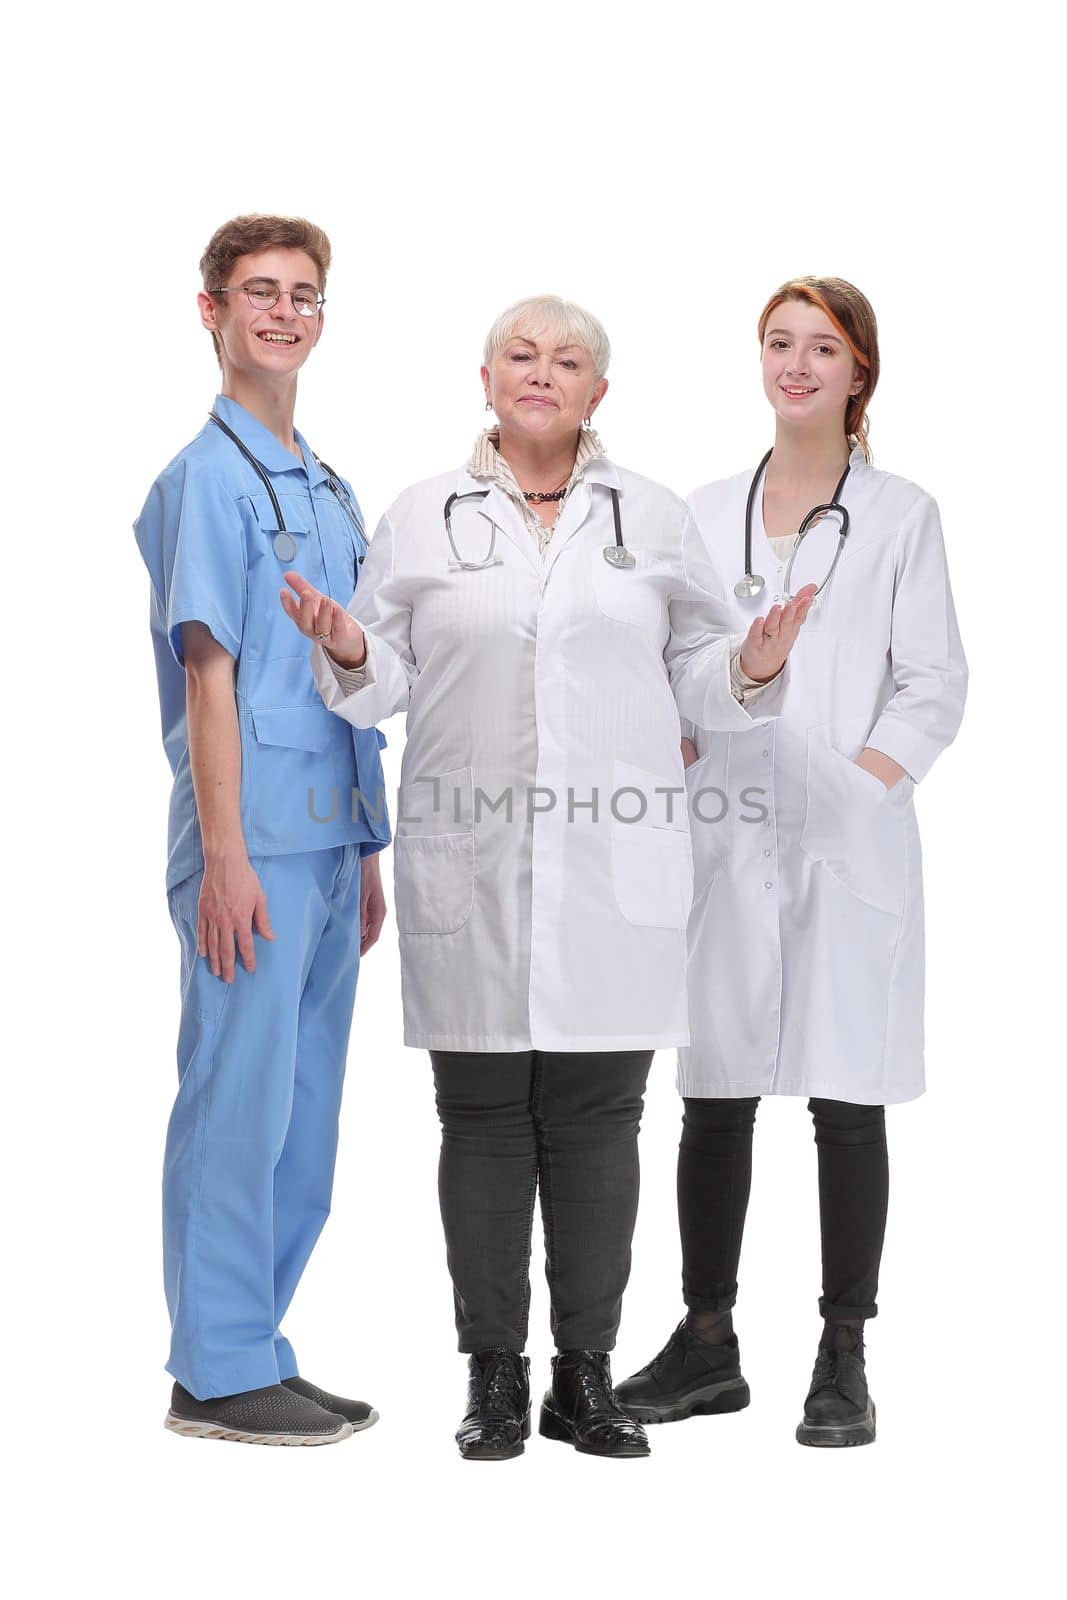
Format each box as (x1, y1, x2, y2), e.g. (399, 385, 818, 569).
(752, 443, 868, 487)
(453, 452, 622, 497)
(747, 443, 881, 564)
(581, 456, 623, 492)
(451, 469, 542, 575)
(210, 394, 323, 481)
(540, 459, 624, 577)
(450, 451, 624, 578)
(452, 455, 625, 573)
(455, 462, 490, 497)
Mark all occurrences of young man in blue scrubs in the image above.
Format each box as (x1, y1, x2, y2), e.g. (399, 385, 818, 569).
(135, 215, 390, 1446)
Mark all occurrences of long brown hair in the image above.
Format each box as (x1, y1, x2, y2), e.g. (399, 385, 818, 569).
(757, 277, 880, 461)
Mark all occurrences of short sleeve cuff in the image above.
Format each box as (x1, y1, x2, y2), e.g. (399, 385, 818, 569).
(167, 607, 242, 668)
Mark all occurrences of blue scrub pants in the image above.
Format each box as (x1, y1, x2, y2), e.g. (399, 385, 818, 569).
(164, 845, 363, 1399)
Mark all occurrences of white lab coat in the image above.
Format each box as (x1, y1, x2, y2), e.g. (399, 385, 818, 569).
(679, 450, 968, 1105)
(312, 458, 786, 1052)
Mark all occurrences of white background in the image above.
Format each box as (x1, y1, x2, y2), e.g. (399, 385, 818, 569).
(4, 1, 1060, 1594)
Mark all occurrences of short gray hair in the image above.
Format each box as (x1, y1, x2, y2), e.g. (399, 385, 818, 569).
(483, 294, 611, 380)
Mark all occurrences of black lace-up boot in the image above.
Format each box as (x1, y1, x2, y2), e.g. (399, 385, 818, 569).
(455, 1348, 531, 1461)
(796, 1325, 876, 1447)
(616, 1319, 751, 1424)
(539, 1350, 650, 1458)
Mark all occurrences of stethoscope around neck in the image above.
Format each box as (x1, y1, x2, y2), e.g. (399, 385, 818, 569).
(443, 485, 631, 571)
(735, 447, 852, 602)
(208, 410, 366, 563)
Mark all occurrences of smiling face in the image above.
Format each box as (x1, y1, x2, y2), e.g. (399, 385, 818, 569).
(198, 246, 324, 382)
(761, 298, 863, 432)
(482, 328, 607, 447)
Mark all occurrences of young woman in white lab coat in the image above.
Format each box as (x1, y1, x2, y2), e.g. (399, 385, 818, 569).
(279, 295, 815, 1460)
(617, 278, 968, 1448)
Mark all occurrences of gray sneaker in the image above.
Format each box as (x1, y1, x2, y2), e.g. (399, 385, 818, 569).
(165, 1381, 353, 1446)
(282, 1376, 379, 1432)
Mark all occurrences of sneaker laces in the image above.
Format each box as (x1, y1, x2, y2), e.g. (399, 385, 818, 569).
(809, 1337, 866, 1407)
(649, 1322, 689, 1379)
(809, 1349, 837, 1392)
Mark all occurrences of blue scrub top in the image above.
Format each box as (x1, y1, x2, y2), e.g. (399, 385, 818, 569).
(135, 395, 391, 889)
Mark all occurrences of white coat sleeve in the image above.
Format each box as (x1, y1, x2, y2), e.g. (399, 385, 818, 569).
(865, 495, 968, 782)
(310, 511, 417, 729)
(680, 651, 778, 744)
(666, 512, 790, 732)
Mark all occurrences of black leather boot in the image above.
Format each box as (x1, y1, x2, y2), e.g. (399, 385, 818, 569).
(616, 1319, 751, 1424)
(795, 1326, 876, 1447)
(539, 1350, 650, 1458)
(455, 1348, 531, 1461)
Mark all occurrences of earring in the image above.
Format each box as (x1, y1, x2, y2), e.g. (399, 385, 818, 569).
(582, 416, 591, 429)
(485, 399, 492, 412)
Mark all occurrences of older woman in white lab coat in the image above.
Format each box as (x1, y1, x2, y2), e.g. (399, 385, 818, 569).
(279, 295, 814, 1461)
(617, 278, 967, 1449)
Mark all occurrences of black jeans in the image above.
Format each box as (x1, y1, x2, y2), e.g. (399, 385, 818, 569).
(678, 1097, 889, 1321)
(430, 1050, 653, 1353)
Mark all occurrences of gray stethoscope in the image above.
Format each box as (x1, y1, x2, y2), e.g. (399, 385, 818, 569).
(444, 486, 633, 570)
(735, 448, 851, 601)
(208, 411, 366, 564)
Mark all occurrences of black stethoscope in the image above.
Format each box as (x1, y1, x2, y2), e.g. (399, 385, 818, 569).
(443, 485, 632, 570)
(208, 411, 366, 564)
(735, 448, 851, 601)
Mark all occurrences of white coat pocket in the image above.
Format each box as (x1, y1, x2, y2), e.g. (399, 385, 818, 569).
(684, 741, 731, 895)
(610, 759, 694, 930)
(591, 547, 669, 629)
(800, 727, 906, 917)
(394, 764, 475, 936)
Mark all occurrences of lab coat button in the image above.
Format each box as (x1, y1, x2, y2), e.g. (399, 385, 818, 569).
(764, 881, 773, 889)
(762, 750, 769, 758)
(764, 849, 771, 857)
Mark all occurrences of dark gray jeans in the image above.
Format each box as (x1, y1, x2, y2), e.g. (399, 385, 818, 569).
(430, 1049, 653, 1353)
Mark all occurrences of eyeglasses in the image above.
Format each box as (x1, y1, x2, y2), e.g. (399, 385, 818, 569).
(209, 277, 325, 317)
